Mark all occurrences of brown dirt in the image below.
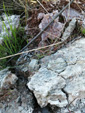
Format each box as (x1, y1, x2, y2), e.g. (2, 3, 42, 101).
(27, 0, 85, 38)
(26, 2, 59, 48)
(26, 0, 85, 54)
(60, 0, 85, 12)
(27, 2, 59, 36)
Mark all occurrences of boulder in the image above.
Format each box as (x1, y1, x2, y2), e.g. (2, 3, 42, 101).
(27, 67, 68, 108)
(27, 37, 85, 113)
(0, 68, 18, 92)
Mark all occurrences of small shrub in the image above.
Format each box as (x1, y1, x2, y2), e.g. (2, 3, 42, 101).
(0, 3, 27, 70)
(0, 21, 26, 69)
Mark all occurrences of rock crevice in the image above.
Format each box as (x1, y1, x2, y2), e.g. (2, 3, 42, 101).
(27, 37, 85, 112)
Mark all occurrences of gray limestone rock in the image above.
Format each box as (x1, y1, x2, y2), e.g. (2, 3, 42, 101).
(47, 58, 67, 73)
(27, 37, 85, 112)
(27, 67, 68, 108)
(75, 110, 81, 113)
(64, 75, 85, 104)
(60, 64, 82, 79)
(61, 18, 76, 41)
(0, 77, 34, 113)
(29, 59, 39, 71)
(0, 68, 18, 91)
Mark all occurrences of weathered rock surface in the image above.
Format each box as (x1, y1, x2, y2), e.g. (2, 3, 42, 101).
(47, 58, 67, 73)
(16, 58, 39, 77)
(0, 76, 34, 113)
(27, 37, 85, 112)
(29, 59, 39, 71)
(61, 18, 76, 41)
(64, 75, 85, 104)
(28, 67, 68, 108)
(60, 64, 82, 79)
(0, 68, 18, 92)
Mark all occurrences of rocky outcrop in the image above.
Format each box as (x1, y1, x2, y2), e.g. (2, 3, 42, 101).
(27, 37, 85, 112)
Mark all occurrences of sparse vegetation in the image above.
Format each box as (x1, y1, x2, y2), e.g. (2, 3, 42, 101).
(0, 3, 27, 69)
(0, 19, 26, 69)
(81, 27, 85, 35)
(0, 1, 85, 113)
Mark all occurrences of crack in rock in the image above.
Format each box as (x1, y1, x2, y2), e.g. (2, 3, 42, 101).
(27, 67, 68, 108)
(27, 37, 85, 112)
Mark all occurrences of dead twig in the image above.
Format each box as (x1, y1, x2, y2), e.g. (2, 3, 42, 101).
(67, 96, 79, 113)
(36, 0, 48, 13)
